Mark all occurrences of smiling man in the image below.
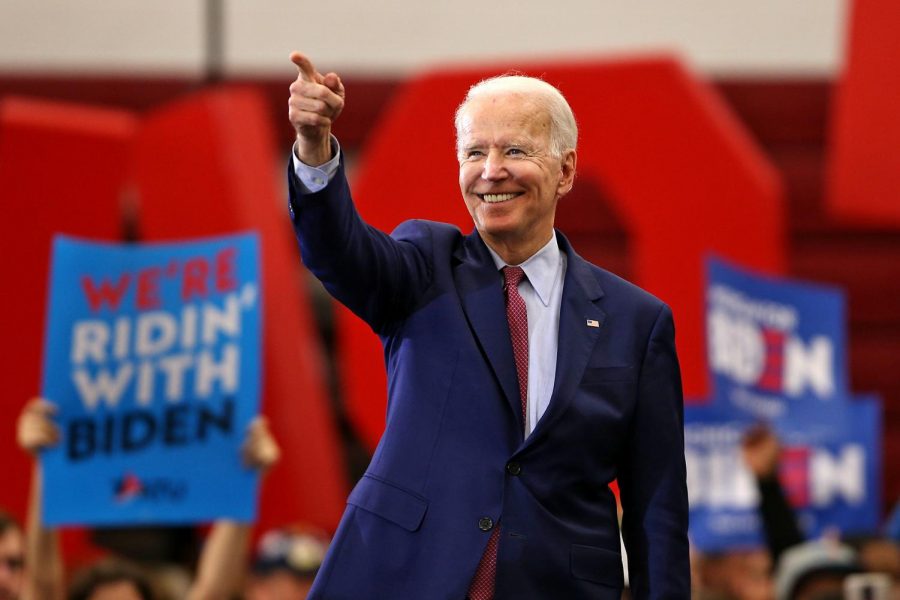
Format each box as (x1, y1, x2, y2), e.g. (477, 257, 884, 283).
(287, 52, 689, 600)
(456, 83, 576, 266)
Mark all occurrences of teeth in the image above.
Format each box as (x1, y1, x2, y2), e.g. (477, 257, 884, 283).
(482, 193, 518, 203)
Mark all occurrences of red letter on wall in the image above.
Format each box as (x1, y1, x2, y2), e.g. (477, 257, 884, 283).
(341, 58, 785, 450)
(827, 0, 900, 225)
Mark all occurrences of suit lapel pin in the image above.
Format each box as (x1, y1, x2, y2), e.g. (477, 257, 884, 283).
(586, 319, 600, 328)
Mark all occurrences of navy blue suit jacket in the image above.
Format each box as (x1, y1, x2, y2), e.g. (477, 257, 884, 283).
(289, 158, 690, 599)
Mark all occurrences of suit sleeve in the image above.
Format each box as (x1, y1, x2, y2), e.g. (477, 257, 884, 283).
(618, 304, 691, 599)
(287, 155, 433, 333)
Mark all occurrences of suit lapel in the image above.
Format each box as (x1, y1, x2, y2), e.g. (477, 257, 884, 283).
(525, 233, 606, 449)
(453, 232, 523, 427)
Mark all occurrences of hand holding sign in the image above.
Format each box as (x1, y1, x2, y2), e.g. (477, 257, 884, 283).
(741, 424, 781, 479)
(17, 399, 59, 455)
(288, 52, 345, 167)
(241, 417, 280, 473)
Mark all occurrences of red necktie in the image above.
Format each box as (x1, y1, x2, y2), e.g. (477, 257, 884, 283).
(467, 266, 529, 600)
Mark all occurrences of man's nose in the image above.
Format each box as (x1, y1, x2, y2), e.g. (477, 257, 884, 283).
(481, 151, 508, 181)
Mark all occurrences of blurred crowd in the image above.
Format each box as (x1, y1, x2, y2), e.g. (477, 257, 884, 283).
(692, 425, 900, 600)
(3, 400, 899, 599)
(1, 399, 330, 600)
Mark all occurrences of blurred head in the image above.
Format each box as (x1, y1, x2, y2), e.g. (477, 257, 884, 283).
(0, 512, 24, 600)
(67, 560, 154, 600)
(774, 540, 860, 600)
(455, 76, 577, 261)
(696, 547, 775, 600)
(246, 570, 313, 600)
(843, 534, 900, 579)
(245, 527, 330, 600)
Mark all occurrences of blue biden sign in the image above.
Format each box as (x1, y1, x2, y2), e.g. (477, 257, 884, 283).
(40, 234, 262, 526)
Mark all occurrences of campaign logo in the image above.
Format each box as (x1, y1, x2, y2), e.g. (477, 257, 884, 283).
(112, 473, 188, 504)
(114, 472, 144, 503)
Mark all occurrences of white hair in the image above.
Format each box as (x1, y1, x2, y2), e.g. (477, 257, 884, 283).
(455, 75, 578, 159)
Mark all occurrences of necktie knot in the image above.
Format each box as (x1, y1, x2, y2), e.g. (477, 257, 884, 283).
(502, 265, 526, 289)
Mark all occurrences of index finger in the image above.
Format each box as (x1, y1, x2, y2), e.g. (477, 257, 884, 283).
(290, 51, 319, 82)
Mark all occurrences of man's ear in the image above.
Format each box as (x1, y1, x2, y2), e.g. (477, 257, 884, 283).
(557, 149, 577, 198)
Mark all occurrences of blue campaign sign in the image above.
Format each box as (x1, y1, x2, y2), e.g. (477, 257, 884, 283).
(684, 403, 763, 553)
(706, 256, 848, 418)
(686, 397, 881, 553)
(773, 396, 881, 539)
(40, 234, 262, 526)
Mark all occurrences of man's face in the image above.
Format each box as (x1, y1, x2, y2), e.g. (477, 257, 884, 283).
(457, 93, 576, 257)
(0, 528, 24, 600)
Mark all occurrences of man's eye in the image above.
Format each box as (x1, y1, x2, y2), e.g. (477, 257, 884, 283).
(466, 150, 484, 158)
(507, 148, 525, 156)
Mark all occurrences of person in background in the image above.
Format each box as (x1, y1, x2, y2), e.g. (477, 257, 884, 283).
(693, 547, 775, 600)
(244, 526, 331, 600)
(185, 414, 281, 600)
(741, 424, 805, 566)
(739, 425, 898, 600)
(66, 561, 154, 600)
(843, 534, 900, 583)
(773, 539, 860, 600)
(0, 512, 25, 600)
(17, 398, 280, 600)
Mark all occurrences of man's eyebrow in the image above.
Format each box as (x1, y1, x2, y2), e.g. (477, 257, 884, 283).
(500, 137, 533, 147)
(463, 138, 533, 150)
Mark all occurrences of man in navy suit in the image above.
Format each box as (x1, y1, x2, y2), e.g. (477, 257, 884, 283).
(287, 51, 690, 599)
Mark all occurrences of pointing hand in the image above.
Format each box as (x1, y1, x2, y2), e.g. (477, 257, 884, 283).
(288, 51, 345, 166)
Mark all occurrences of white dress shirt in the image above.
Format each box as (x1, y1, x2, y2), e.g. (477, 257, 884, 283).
(292, 137, 341, 193)
(485, 237, 566, 437)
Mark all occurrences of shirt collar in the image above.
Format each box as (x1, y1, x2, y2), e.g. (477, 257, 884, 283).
(486, 232, 562, 307)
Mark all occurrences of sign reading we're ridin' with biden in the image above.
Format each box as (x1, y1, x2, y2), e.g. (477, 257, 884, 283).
(40, 234, 261, 526)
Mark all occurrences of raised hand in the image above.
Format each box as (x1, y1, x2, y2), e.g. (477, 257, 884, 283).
(17, 399, 60, 455)
(288, 51, 345, 166)
(741, 424, 781, 479)
(241, 416, 281, 473)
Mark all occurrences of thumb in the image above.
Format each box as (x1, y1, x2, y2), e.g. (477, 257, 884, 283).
(323, 72, 345, 98)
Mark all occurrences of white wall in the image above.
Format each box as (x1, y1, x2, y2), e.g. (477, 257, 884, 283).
(0, 0, 848, 77)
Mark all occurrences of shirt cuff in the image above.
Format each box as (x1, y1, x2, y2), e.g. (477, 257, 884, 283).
(291, 135, 341, 193)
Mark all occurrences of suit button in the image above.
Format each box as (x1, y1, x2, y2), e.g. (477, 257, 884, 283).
(506, 462, 521, 476)
(478, 517, 494, 531)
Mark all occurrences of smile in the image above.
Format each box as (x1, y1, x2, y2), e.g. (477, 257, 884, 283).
(478, 192, 522, 203)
